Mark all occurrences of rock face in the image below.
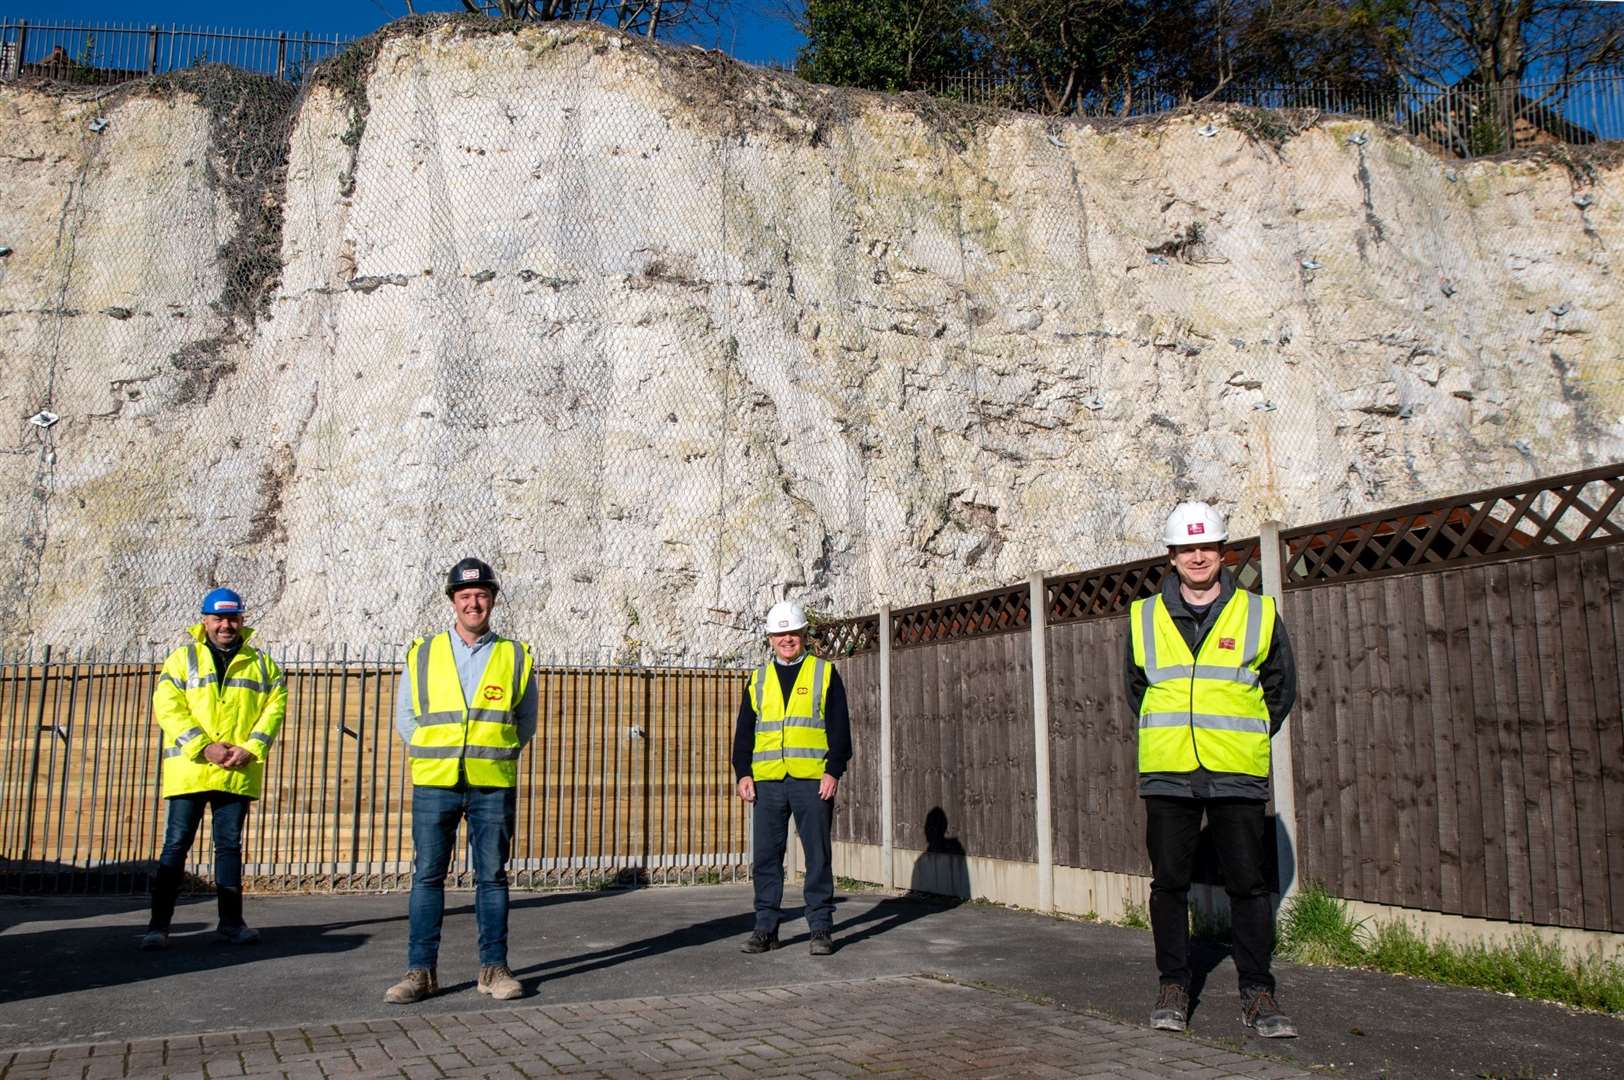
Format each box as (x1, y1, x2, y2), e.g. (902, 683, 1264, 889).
(1, 18, 1620, 658)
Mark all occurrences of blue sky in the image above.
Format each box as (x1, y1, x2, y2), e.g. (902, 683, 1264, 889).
(7, 1, 807, 67)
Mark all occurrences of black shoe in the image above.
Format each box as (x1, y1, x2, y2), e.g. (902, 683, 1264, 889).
(1240, 985, 1298, 1038)
(1150, 982, 1189, 1032)
(741, 930, 778, 954)
(809, 930, 833, 956)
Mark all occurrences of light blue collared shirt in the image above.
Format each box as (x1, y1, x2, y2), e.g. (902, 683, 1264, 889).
(394, 628, 538, 747)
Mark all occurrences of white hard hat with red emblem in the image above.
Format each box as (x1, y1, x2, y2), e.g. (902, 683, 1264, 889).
(1162, 501, 1228, 547)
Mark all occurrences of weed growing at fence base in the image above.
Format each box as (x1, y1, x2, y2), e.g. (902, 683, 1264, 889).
(1119, 901, 1150, 929)
(1278, 883, 1624, 1013)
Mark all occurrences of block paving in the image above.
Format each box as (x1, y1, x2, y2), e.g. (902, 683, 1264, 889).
(0, 975, 1309, 1080)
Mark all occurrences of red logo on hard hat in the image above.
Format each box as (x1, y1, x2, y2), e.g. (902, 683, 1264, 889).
(1187, 522, 1205, 536)
(1218, 637, 1236, 650)
(481, 685, 505, 702)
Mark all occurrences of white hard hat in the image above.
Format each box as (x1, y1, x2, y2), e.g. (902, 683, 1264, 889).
(1163, 501, 1228, 547)
(763, 600, 809, 635)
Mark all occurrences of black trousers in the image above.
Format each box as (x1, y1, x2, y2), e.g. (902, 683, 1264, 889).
(1144, 795, 1275, 993)
(750, 778, 834, 933)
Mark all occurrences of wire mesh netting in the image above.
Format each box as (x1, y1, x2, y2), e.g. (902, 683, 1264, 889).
(1, 14, 1621, 660)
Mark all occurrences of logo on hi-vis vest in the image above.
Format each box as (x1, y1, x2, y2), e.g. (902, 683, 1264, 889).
(481, 685, 506, 702)
(1218, 637, 1236, 650)
(797, 687, 809, 695)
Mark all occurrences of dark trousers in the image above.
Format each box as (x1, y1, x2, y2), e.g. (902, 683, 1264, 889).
(1145, 795, 1275, 993)
(148, 791, 252, 932)
(750, 778, 834, 933)
(408, 782, 517, 970)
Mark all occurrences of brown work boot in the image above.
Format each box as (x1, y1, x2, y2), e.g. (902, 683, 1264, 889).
(478, 964, 523, 1000)
(384, 968, 438, 1004)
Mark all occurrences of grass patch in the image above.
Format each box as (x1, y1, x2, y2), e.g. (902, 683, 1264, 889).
(1119, 900, 1150, 929)
(1277, 882, 1624, 1013)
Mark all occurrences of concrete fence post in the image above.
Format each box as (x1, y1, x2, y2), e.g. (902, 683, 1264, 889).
(1029, 574, 1054, 912)
(879, 604, 895, 889)
(1259, 520, 1299, 903)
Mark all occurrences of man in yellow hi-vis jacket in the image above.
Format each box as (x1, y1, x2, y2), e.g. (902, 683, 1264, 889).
(143, 587, 286, 950)
(732, 600, 852, 956)
(1126, 502, 1298, 1038)
(385, 558, 536, 1006)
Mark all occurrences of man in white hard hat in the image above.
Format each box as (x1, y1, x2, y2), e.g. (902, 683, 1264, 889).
(732, 600, 853, 955)
(1125, 502, 1299, 1038)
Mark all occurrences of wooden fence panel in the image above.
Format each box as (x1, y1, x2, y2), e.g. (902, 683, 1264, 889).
(832, 648, 882, 847)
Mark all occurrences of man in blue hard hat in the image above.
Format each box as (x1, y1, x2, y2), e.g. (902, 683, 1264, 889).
(143, 587, 286, 950)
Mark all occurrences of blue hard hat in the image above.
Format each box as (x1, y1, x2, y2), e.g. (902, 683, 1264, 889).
(201, 587, 245, 616)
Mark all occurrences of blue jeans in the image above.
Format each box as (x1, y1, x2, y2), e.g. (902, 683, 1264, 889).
(149, 791, 252, 931)
(408, 783, 516, 970)
(751, 778, 834, 933)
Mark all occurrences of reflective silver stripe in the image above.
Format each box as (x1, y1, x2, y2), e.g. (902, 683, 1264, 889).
(1192, 665, 1261, 686)
(175, 726, 205, 746)
(753, 747, 827, 762)
(752, 664, 767, 721)
(510, 639, 522, 707)
(1242, 592, 1264, 666)
(463, 745, 521, 761)
(413, 710, 466, 727)
(1147, 662, 1194, 682)
(413, 636, 434, 719)
(467, 708, 514, 726)
(754, 720, 785, 734)
(248, 731, 273, 746)
(162, 747, 183, 759)
(408, 744, 520, 760)
(787, 714, 826, 732)
(156, 672, 183, 690)
(1140, 711, 1268, 734)
(223, 678, 271, 692)
(1138, 600, 1158, 673)
(185, 674, 218, 690)
(186, 644, 198, 682)
(811, 658, 826, 729)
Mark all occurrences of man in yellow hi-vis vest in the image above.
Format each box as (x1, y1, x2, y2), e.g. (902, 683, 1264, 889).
(733, 600, 852, 956)
(143, 587, 286, 951)
(1126, 502, 1298, 1038)
(385, 558, 536, 1005)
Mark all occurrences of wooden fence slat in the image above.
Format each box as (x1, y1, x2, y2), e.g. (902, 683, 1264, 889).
(1556, 553, 1609, 929)
(1530, 557, 1582, 926)
(1464, 565, 1510, 921)
(1581, 547, 1624, 931)
(1419, 574, 1463, 915)
(1351, 581, 1389, 902)
(1326, 582, 1361, 898)
(1484, 562, 1532, 924)
(1379, 576, 1418, 909)
(1508, 560, 1555, 926)
(1441, 570, 1486, 918)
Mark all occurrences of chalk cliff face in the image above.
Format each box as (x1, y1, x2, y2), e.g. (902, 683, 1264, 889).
(1, 18, 1620, 658)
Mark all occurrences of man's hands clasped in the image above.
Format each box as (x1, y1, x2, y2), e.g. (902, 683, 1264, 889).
(203, 741, 252, 768)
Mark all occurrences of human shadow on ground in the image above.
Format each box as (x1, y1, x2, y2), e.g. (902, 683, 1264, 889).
(0, 883, 618, 1003)
(827, 806, 969, 953)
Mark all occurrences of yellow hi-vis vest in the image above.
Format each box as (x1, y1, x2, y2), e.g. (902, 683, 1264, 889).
(152, 625, 287, 799)
(1130, 589, 1276, 779)
(749, 656, 832, 781)
(405, 631, 532, 788)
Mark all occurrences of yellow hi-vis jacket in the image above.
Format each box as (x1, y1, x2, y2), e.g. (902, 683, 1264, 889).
(748, 657, 832, 781)
(1130, 589, 1276, 779)
(152, 625, 287, 799)
(405, 631, 532, 788)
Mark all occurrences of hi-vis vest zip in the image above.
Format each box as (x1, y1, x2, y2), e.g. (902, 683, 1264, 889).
(1130, 589, 1276, 779)
(152, 625, 287, 799)
(406, 632, 532, 788)
(749, 657, 832, 781)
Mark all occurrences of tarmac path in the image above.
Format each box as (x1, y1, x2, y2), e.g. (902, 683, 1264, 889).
(1, 885, 1617, 1078)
